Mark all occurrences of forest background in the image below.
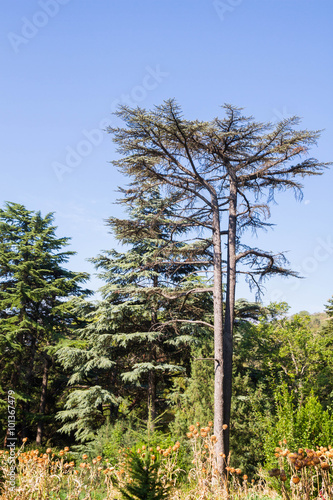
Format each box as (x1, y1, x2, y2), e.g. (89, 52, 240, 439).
(1, 0, 333, 480)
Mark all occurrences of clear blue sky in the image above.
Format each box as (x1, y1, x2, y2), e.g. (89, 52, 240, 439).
(1, 0, 332, 313)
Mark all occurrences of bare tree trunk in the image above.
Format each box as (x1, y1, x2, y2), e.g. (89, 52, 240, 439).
(148, 369, 156, 433)
(211, 196, 225, 475)
(223, 174, 237, 460)
(36, 355, 51, 446)
(147, 273, 159, 433)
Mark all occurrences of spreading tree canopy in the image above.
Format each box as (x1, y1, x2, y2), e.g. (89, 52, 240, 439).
(108, 100, 329, 472)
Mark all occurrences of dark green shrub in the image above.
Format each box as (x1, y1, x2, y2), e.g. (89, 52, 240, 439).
(115, 449, 171, 500)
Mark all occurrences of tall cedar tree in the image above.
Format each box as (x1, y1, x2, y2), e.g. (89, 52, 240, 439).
(0, 203, 90, 445)
(102, 189, 213, 430)
(108, 100, 328, 472)
(56, 190, 212, 440)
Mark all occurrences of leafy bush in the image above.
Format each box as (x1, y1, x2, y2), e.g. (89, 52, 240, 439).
(261, 385, 333, 468)
(102, 421, 138, 465)
(102, 423, 191, 479)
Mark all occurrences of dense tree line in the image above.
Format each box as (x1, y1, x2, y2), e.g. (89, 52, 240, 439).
(0, 203, 90, 446)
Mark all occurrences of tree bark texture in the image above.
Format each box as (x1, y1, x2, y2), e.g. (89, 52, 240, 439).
(223, 175, 237, 459)
(148, 273, 158, 433)
(211, 196, 225, 475)
(36, 355, 51, 446)
(148, 369, 156, 433)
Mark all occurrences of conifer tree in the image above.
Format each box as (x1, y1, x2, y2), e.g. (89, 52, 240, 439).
(115, 450, 171, 500)
(57, 189, 212, 440)
(0, 202, 90, 445)
(108, 100, 328, 472)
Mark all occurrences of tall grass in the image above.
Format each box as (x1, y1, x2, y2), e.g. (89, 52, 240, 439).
(0, 425, 332, 499)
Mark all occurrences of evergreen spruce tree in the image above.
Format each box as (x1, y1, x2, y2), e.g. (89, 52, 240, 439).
(0, 202, 90, 445)
(116, 450, 171, 500)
